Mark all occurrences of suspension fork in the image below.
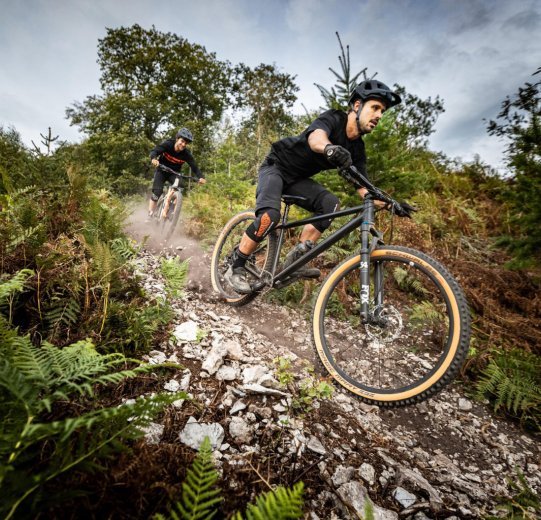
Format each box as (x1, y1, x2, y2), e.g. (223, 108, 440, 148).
(359, 197, 375, 324)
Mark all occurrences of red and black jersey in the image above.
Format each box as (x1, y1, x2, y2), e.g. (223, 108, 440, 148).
(150, 139, 203, 179)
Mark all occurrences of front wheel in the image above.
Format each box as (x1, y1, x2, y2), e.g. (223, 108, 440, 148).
(210, 210, 278, 307)
(312, 245, 471, 407)
(163, 192, 182, 240)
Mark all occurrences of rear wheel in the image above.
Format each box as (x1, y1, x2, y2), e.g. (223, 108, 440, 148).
(312, 246, 471, 406)
(210, 210, 278, 307)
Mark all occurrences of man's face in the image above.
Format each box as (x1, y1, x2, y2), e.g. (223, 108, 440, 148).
(357, 98, 387, 134)
(174, 137, 189, 151)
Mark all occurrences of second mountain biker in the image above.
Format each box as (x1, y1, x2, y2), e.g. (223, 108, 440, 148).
(148, 127, 206, 219)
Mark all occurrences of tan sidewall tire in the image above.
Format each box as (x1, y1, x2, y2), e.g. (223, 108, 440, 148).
(210, 210, 256, 306)
(312, 247, 469, 406)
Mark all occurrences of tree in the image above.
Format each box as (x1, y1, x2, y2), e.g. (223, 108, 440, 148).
(487, 68, 541, 263)
(67, 25, 232, 142)
(232, 63, 299, 176)
(314, 32, 368, 111)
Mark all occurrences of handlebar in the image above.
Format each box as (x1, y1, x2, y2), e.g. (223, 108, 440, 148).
(156, 163, 199, 182)
(342, 165, 395, 205)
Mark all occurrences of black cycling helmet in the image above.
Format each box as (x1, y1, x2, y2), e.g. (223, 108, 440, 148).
(176, 127, 193, 142)
(348, 80, 401, 108)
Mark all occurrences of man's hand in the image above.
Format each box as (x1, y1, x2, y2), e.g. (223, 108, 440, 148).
(198, 178, 206, 185)
(324, 144, 352, 169)
(151, 159, 159, 167)
(391, 200, 418, 218)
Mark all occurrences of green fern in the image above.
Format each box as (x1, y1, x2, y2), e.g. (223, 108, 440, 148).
(0, 322, 186, 518)
(44, 295, 81, 332)
(476, 349, 541, 428)
(156, 441, 304, 520)
(160, 257, 190, 299)
(0, 269, 34, 322)
(409, 301, 445, 328)
(232, 482, 305, 520)
(171, 436, 222, 519)
(110, 236, 138, 260)
(393, 267, 428, 296)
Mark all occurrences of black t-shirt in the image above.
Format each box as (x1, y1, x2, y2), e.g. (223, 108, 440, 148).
(149, 139, 203, 179)
(269, 109, 366, 186)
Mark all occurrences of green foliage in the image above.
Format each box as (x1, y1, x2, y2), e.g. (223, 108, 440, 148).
(160, 257, 190, 299)
(487, 69, 541, 262)
(232, 482, 304, 520)
(476, 349, 541, 430)
(314, 32, 368, 111)
(173, 437, 221, 519)
(231, 63, 299, 178)
(487, 469, 541, 520)
(273, 358, 333, 413)
(393, 267, 428, 296)
(0, 273, 186, 518)
(157, 437, 304, 520)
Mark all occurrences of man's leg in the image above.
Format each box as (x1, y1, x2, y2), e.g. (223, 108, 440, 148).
(281, 180, 339, 277)
(149, 168, 165, 217)
(226, 163, 283, 293)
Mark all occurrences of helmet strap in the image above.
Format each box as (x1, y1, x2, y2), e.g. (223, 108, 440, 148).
(353, 101, 364, 136)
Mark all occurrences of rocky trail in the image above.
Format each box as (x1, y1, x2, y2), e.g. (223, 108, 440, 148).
(124, 210, 540, 519)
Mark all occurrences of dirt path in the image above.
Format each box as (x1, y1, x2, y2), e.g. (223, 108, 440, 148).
(124, 206, 540, 519)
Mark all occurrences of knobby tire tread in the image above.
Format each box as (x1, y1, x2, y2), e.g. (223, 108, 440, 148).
(312, 245, 471, 407)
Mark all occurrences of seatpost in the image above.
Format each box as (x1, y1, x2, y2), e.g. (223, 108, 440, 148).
(360, 195, 375, 324)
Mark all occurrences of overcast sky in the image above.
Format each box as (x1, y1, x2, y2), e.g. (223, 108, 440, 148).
(1, 0, 540, 171)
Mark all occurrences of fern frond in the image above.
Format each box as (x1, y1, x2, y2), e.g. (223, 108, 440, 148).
(110, 237, 138, 260)
(409, 301, 445, 328)
(44, 295, 81, 332)
(174, 436, 221, 520)
(160, 257, 190, 299)
(0, 269, 34, 304)
(241, 482, 304, 520)
(476, 349, 541, 421)
(393, 267, 428, 296)
(6, 225, 43, 253)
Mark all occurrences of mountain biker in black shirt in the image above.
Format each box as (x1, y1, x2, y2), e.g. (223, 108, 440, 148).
(148, 127, 206, 218)
(226, 79, 415, 294)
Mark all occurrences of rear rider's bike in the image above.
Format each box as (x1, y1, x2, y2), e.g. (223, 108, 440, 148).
(152, 164, 196, 240)
(210, 166, 471, 407)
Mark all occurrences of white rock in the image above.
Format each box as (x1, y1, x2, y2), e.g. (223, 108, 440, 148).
(392, 486, 417, 508)
(173, 321, 198, 342)
(141, 422, 164, 444)
(163, 379, 181, 392)
(307, 435, 327, 455)
(216, 365, 240, 381)
(179, 416, 225, 450)
(229, 416, 254, 444)
(242, 383, 288, 396)
(201, 341, 228, 375)
(242, 365, 268, 384)
(359, 463, 376, 485)
(224, 339, 244, 360)
(230, 400, 247, 415)
(458, 398, 473, 411)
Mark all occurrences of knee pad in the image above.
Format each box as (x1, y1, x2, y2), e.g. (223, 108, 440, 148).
(151, 190, 161, 201)
(246, 208, 281, 242)
(313, 193, 340, 232)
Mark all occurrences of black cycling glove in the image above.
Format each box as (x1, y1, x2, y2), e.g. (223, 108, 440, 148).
(324, 144, 352, 169)
(391, 201, 418, 218)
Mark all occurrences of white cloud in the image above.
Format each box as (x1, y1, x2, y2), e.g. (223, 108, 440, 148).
(0, 0, 540, 170)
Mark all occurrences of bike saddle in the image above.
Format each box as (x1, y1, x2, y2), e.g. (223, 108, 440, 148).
(281, 195, 307, 205)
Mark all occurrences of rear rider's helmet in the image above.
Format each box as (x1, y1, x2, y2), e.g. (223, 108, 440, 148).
(176, 127, 193, 143)
(348, 80, 401, 108)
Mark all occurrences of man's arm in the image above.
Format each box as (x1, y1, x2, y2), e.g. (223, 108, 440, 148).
(185, 153, 206, 184)
(307, 128, 332, 153)
(150, 141, 167, 167)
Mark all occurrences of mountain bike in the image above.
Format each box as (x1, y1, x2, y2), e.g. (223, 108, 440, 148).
(210, 166, 471, 407)
(152, 164, 197, 240)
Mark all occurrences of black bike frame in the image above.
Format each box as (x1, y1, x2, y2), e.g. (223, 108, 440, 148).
(263, 194, 383, 323)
